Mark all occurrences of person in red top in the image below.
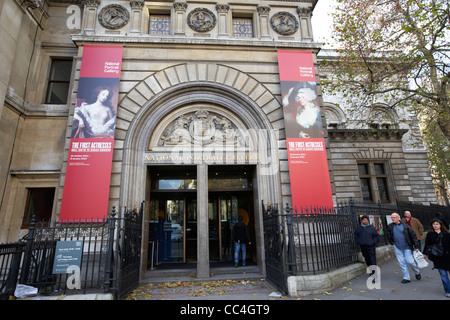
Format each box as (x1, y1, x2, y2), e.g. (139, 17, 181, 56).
(402, 211, 424, 250)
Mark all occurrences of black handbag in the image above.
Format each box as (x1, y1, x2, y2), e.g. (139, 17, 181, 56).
(426, 234, 444, 257)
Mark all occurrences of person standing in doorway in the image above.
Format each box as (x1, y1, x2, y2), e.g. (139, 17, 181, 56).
(232, 215, 251, 267)
(402, 211, 424, 250)
(423, 218, 450, 298)
(387, 212, 422, 283)
(354, 215, 380, 268)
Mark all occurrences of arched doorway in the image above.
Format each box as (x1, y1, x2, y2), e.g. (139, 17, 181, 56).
(118, 66, 281, 278)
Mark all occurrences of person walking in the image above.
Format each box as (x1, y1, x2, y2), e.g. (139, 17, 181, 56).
(354, 215, 380, 268)
(387, 212, 422, 283)
(232, 215, 251, 267)
(402, 210, 424, 250)
(423, 218, 450, 297)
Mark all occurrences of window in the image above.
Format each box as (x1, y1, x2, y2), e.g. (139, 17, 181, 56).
(358, 162, 391, 203)
(232, 17, 253, 38)
(327, 123, 338, 130)
(22, 188, 55, 228)
(45, 59, 72, 104)
(369, 123, 391, 130)
(149, 14, 171, 35)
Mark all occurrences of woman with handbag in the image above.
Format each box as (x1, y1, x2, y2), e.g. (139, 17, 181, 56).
(423, 218, 450, 298)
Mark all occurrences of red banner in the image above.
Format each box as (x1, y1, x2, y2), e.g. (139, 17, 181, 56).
(277, 50, 333, 211)
(59, 45, 123, 222)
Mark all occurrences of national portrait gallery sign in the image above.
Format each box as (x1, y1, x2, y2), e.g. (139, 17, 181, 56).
(143, 151, 259, 165)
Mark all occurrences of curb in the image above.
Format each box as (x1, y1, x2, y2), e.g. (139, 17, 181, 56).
(287, 245, 395, 297)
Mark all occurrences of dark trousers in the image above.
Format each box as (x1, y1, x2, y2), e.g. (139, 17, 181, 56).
(360, 245, 377, 267)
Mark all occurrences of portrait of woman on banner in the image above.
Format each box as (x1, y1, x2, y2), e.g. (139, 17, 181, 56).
(71, 79, 119, 139)
(281, 81, 323, 139)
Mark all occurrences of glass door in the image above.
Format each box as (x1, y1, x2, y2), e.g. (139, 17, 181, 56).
(185, 197, 197, 262)
(148, 197, 185, 263)
(208, 192, 254, 263)
(209, 197, 220, 261)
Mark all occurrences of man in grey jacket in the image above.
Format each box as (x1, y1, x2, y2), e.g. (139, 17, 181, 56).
(387, 212, 421, 283)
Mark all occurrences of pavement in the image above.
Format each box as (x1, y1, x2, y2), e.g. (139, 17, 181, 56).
(123, 257, 450, 301)
(17, 256, 449, 302)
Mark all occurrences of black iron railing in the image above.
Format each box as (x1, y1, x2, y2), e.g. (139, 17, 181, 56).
(0, 203, 143, 300)
(262, 199, 450, 292)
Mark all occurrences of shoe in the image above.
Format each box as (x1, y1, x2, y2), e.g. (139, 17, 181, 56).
(234, 263, 238, 268)
(415, 273, 421, 280)
(445, 294, 450, 298)
(401, 279, 411, 283)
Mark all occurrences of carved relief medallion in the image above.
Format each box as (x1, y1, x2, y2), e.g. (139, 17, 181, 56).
(270, 12, 298, 36)
(160, 110, 245, 147)
(187, 8, 216, 32)
(98, 4, 130, 29)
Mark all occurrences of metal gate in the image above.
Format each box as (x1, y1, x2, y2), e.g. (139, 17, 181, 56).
(262, 201, 296, 294)
(116, 202, 143, 299)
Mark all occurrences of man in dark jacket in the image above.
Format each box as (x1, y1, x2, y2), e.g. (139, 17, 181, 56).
(387, 212, 421, 283)
(354, 215, 380, 267)
(232, 215, 251, 267)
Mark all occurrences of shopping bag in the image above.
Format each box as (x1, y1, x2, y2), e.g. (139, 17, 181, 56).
(413, 250, 428, 268)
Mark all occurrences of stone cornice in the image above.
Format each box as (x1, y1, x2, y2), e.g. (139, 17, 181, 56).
(71, 34, 323, 50)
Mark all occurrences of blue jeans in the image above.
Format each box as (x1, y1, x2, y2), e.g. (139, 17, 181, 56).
(234, 241, 246, 265)
(394, 245, 420, 280)
(438, 269, 450, 294)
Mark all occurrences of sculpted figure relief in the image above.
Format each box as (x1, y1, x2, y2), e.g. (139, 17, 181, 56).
(98, 4, 129, 29)
(187, 8, 216, 32)
(160, 110, 244, 147)
(270, 12, 298, 36)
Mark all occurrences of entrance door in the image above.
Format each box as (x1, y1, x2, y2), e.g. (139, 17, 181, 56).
(147, 165, 255, 266)
(148, 166, 196, 265)
(208, 192, 254, 263)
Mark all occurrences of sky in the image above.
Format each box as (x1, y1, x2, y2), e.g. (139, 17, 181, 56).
(311, 0, 450, 47)
(311, 0, 336, 47)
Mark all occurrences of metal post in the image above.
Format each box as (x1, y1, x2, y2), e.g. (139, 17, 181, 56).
(5, 243, 25, 298)
(285, 203, 297, 276)
(104, 206, 116, 293)
(19, 215, 36, 284)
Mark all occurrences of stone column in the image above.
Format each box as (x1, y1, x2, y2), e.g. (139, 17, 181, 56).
(173, 2, 188, 35)
(197, 163, 209, 278)
(82, 0, 101, 35)
(257, 5, 271, 39)
(297, 7, 313, 41)
(216, 4, 230, 37)
(129, 0, 144, 34)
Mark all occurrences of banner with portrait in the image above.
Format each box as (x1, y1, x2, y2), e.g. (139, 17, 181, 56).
(59, 45, 123, 222)
(277, 50, 334, 210)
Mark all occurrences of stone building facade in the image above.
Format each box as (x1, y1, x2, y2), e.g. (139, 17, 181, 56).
(0, 0, 436, 277)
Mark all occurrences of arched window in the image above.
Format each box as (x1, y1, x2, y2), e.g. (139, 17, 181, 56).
(324, 103, 345, 129)
(366, 105, 399, 130)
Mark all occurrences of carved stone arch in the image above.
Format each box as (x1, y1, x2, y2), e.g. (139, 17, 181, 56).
(115, 63, 282, 208)
(324, 103, 345, 127)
